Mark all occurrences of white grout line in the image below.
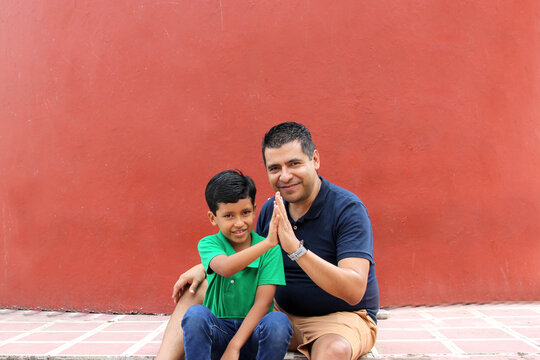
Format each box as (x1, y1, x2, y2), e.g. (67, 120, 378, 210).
(381, 315, 540, 322)
(369, 345, 380, 357)
(121, 320, 168, 355)
(423, 324, 465, 354)
(468, 309, 540, 351)
(45, 314, 126, 356)
(418, 310, 467, 354)
(375, 337, 523, 342)
(4, 340, 139, 344)
(0, 322, 56, 346)
(369, 354, 540, 359)
(379, 325, 538, 332)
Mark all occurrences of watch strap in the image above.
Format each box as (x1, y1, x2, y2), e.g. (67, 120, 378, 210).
(287, 240, 307, 261)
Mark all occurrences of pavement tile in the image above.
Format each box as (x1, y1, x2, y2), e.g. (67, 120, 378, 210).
(2, 304, 540, 358)
(477, 308, 540, 317)
(104, 321, 163, 331)
(0, 314, 47, 322)
(118, 315, 168, 322)
(0, 332, 21, 341)
(152, 331, 164, 341)
(438, 326, 513, 339)
(0, 322, 45, 331)
(429, 316, 492, 327)
(377, 318, 434, 328)
(377, 328, 436, 340)
(374, 340, 452, 354)
(134, 342, 161, 355)
(45, 322, 103, 331)
(452, 339, 539, 353)
(493, 316, 540, 326)
(91, 314, 123, 321)
(85, 331, 151, 341)
(17, 331, 86, 341)
(382, 310, 426, 320)
(511, 327, 540, 338)
(0, 342, 62, 354)
(423, 308, 476, 318)
(59, 341, 135, 355)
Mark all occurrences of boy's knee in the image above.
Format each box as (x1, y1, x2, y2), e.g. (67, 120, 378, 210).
(259, 312, 293, 340)
(181, 304, 212, 330)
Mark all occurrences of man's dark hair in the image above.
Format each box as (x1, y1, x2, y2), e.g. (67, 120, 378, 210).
(261, 122, 316, 165)
(205, 169, 256, 214)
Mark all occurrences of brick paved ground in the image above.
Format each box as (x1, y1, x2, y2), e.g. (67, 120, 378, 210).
(0, 302, 539, 359)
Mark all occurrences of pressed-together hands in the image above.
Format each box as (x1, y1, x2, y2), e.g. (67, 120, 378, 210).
(171, 192, 300, 304)
(272, 192, 302, 254)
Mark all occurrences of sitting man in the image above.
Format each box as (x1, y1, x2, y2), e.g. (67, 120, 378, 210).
(157, 122, 379, 360)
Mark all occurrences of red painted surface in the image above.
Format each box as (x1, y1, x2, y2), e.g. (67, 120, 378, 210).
(1, 1, 539, 313)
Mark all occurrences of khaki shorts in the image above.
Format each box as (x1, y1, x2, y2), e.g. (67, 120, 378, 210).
(275, 303, 377, 360)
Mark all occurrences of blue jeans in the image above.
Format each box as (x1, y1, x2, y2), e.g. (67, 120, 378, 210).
(182, 304, 293, 360)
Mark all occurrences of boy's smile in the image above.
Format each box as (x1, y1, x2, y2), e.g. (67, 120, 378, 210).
(208, 198, 256, 252)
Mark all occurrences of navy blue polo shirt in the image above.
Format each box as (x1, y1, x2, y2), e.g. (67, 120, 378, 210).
(256, 176, 379, 323)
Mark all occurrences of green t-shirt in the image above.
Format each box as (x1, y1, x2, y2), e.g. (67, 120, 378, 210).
(198, 231, 285, 320)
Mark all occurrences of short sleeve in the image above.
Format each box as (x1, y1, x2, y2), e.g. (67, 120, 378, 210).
(257, 244, 286, 286)
(197, 235, 227, 275)
(335, 201, 374, 264)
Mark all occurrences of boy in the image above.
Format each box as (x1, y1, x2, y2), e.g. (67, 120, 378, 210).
(181, 170, 292, 360)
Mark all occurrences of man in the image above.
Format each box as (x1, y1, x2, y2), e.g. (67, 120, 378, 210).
(157, 122, 379, 360)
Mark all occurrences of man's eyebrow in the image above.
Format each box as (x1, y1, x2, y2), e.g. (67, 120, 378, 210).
(267, 157, 304, 168)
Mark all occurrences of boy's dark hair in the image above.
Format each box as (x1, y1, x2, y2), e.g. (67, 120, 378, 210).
(205, 169, 256, 215)
(261, 122, 316, 165)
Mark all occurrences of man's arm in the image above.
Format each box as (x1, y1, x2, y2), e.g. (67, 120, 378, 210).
(221, 285, 276, 360)
(274, 193, 369, 305)
(172, 263, 206, 304)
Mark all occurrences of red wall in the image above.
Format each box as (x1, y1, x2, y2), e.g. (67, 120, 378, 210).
(1, 1, 539, 313)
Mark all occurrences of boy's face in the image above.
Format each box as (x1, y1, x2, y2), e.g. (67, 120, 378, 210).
(208, 198, 256, 251)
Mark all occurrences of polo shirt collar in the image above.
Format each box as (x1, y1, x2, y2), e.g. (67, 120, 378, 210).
(217, 230, 260, 268)
(285, 176, 329, 223)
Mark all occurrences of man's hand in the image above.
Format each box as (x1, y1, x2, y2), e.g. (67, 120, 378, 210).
(264, 201, 280, 248)
(172, 263, 206, 304)
(274, 192, 301, 254)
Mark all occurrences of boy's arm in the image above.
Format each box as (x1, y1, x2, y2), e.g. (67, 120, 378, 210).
(210, 208, 279, 278)
(221, 285, 276, 360)
(210, 240, 273, 278)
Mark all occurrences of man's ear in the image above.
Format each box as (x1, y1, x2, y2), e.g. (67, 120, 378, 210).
(207, 211, 217, 226)
(312, 149, 321, 170)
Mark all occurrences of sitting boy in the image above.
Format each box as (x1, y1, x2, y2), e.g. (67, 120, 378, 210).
(181, 169, 292, 360)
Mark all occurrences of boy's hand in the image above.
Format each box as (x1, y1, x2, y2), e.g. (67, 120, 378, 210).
(221, 346, 240, 360)
(274, 192, 302, 254)
(172, 264, 206, 304)
(265, 202, 280, 247)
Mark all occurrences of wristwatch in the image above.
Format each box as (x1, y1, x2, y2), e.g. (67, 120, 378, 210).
(287, 240, 307, 261)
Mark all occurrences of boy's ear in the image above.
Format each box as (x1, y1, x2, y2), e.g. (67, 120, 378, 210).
(207, 211, 217, 226)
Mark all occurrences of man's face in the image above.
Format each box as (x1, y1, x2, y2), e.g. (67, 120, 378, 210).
(264, 140, 320, 204)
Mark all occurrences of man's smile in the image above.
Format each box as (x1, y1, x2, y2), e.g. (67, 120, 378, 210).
(278, 182, 301, 191)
